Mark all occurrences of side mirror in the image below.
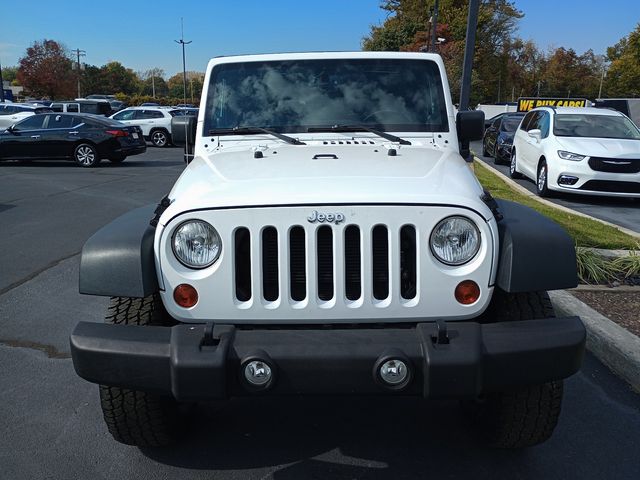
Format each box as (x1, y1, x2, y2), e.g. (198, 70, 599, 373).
(171, 115, 197, 164)
(456, 110, 485, 160)
(528, 129, 542, 142)
(457, 110, 485, 142)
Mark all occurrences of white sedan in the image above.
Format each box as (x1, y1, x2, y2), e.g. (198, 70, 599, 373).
(510, 106, 640, 197)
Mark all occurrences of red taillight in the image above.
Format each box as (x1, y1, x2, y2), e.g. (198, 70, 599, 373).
(106, 129, 129, 137)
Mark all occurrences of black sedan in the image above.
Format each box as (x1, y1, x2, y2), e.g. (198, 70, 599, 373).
(482, 112, 525, 164)
(0, 113, 146, 167)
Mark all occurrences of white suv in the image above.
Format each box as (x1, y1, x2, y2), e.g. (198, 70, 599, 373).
(110, 106, 183, 147)
(0, 104, 51, 129)
(510, 106, 640, 197)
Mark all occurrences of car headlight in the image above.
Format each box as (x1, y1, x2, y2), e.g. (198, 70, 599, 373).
(430, 216, 481, 266)
(558, 150, 586, 161)
(172, 220, 222, 269)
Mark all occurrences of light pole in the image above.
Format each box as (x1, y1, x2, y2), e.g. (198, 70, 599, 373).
(598, 65, 606, 99)
(430, 0, 440, 52)
(459, 0, 479, 112)
(175, 18, 192, 106)
(74, 48, 86, 98)
(0, 58, 5, 103)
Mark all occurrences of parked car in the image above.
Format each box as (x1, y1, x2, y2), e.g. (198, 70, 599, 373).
(0, 112, 146, 167)
(140, 102, 161, 107)
(482, 112, 525, 164)
(110, 106, 185, 147)
(511, 106, 640, 197)
(85, 94, 126, 112)
(0, 103, 52, 129)
(50, 99, 113, 116)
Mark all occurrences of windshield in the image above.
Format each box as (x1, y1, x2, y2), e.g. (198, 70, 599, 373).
(501, 116, 524, 132)
(553, 114, 640, 139)
(204, 58, 448, 134)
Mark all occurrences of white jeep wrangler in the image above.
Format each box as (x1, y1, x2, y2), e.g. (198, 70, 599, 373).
(71, 52, 585, 448)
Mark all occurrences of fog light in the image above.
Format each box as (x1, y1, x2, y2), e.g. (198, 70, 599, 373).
(455, 280, 480, 305)
(379, 359, 409, 386)
(173, 284, 198, 308)
(244, 360, 272, 386)
(558, 175, 579, 186)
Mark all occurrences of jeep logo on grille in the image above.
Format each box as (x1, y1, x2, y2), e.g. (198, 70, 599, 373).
(307, 210, 345, 224)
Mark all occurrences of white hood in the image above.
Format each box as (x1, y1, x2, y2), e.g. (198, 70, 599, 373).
(162, 142, 491, 224)
(556, 136, 640, 158)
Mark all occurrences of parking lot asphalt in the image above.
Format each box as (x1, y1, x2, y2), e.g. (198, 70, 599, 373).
(471, 141, 640, 233)
(1, 148, 640, 479)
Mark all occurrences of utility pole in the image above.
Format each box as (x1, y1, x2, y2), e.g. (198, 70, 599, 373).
(151, 74, 156, 98)
(0, 58, 5, 103)
(175, 18, 192, 107)
(74, 48, 86, 98)
(458, 0, 480, 111)
(430, 0, 440, 52)
(598, 66, 606, 99)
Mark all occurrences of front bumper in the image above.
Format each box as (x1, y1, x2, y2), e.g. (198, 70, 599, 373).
(70, 317, 585, 401)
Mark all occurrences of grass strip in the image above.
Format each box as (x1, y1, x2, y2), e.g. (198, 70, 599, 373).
(474, 161, 638, 249)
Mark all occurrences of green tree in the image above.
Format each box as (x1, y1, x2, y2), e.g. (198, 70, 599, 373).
(605, 23, 640, 97)
(167, 71, 204, 103)
(362, 0, 524, 104)
(99, 61, 141, 95)
(16, 39, 75, 99)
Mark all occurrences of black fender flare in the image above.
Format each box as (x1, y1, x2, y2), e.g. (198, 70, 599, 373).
(79, 205, 159, 298)
(494, 199, 577, 292)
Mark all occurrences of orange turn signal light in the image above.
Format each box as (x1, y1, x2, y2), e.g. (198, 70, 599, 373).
(174, 284, 198, 308)
(455, 280, 480, 305)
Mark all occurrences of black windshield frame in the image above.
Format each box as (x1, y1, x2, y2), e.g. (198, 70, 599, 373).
(203, 58, 449, 135)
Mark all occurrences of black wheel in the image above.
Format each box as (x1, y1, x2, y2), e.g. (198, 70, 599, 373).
(482, 140, 488, 157)
(151, 129, 170, 147)
(99, 295, 180, 447)
(509, 148, 521, 178)
(465, 290, 564, 449)
(75, 143, 100, 167)
(536, 159, 551, 197)
(108, 154, 126, 163)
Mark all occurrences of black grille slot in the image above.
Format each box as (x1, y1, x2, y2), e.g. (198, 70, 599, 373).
(262, 227, 279, 301)
(580, 180, 640, 194)
(234, 228, 251, 301)
(400, 225, 417, 300)
(289, 227, 306, 301)
(344, 226, 361, 301)
(317, 226, 334, 301)
(372, 225, 389, 300)
(588, 157, 640, 174)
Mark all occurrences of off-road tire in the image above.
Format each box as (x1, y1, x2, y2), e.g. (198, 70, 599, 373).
(99, 295, 179, 447)
(467, 289, 564, 449)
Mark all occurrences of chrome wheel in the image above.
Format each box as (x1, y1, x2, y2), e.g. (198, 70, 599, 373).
(75, 144, 98, 167)
(152, 130, 168, 147)
(537, 164, 547, 192)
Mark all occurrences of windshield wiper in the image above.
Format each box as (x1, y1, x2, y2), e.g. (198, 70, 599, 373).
(208, 126, 306, 145)
(307, 125, 411, 145)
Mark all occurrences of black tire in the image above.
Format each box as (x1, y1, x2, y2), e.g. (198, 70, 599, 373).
(482, 140, 488, 157)
(108, 154, 126, 163)
(150, 129, 170, 148)
(99, 295, 179, 447)
(536, 159, 552, 197)
(509, 148, 521, 179)
(466, 290, 564, 449)
(74, 143, 100, 167)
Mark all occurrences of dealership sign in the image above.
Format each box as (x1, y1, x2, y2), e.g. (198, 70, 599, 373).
(517, 97, 588, 112)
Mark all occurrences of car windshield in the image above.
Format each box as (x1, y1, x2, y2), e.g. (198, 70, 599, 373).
(553, 114, 640, 139)
(203, 58, 449, 134)
(501, 116, 524, 132)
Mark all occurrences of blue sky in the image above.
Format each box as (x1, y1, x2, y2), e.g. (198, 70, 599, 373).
(1, 0, 638, 77)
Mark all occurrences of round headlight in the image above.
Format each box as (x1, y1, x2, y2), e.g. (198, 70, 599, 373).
(430, 216, 480, 266)
(172, 220, 222, 269)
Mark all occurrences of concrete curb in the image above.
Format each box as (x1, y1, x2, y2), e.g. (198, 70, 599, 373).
(473, 156, 640, 240)
(550, 290, 640, 392)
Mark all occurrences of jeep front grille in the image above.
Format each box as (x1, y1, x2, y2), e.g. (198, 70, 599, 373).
(233, 223, 417, 304)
